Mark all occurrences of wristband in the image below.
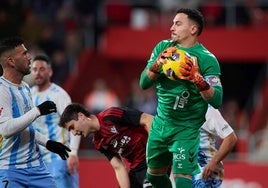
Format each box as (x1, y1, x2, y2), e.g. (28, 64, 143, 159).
(194, 74, 210, 91)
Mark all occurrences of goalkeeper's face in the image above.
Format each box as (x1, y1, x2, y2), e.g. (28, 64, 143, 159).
(170, 13, 197, 44)
(64, 112, 93, 137)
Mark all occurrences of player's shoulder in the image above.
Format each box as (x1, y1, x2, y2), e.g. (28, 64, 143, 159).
(205, 106, 225, 125)
(101, 107, 123, 115)
(21, 80, 30, 87)
(156, 39, 176, 49)
(30, 85, 38, 93)
(0, 78, 10, 98)
(197, 43, 216, 56)
(50, 83, 69, 95)
(206, 106, 220, 117)
(0, 77, 6, 88)
(204, 106, 233, 133)
(99, 107, 124, 120)
(44, 83, 71, 102)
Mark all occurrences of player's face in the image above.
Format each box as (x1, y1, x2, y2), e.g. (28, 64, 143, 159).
(170, 13, 197, 44)
(65, 114, 91, 137)
(31, 60, 52, 87)
(11, 44, 32, 76)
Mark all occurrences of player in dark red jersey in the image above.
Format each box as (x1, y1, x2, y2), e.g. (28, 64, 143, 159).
(59, 103, 153, 188)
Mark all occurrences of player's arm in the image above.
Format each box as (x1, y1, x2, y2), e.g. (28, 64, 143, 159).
(202, 107, 238, 179)
(67, 134, 81, 174)
(56, 91, 81, 173)
(202, 75, 223, 109)
(140, 112, 153, 132)
(0, 88, 41, 138)
(105, 107, 153, 130)
(202, 132, 237, 180)
(99, 148, 130, 188)
(110, 156, 130, 188)
(140, 50, 159, 89)
(177, 57, 223, 108)
(0, 107, 40, 138)
(0, 99, 57, 138)
(35, 131, 71, 160)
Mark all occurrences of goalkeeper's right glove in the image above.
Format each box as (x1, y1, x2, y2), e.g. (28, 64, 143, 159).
(37, 101, 57, 115)
(149, 46, 176, 74)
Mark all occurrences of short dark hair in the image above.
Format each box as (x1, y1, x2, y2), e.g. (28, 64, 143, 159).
(59, 103, 91, 127)
(0, 37, 24, 57)
(176, 8, 204, 36)
(33, 53, 51, 66)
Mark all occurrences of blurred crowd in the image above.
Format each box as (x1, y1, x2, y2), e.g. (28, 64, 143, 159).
(1, 0, 267, 82)
(0, 0, 267, 159)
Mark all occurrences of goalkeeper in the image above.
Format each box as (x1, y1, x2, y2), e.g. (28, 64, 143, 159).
(140, 8, 223, 188)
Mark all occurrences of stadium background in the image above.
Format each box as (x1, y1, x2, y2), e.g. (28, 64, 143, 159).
(0, 0, 267, 187)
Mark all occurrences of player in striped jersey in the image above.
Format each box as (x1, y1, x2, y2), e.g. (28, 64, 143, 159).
(0, 37, 70, 188)
(192, 106, 237, 187)
(59, 103, 153, 188)
(31, 54, 81, 188)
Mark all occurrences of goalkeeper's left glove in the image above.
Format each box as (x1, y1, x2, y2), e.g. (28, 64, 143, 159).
(177, 56, 210, 92)
(46, 140, 71, 160)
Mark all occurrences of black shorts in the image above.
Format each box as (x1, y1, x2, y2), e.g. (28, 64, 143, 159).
(129, 160, 147, 188)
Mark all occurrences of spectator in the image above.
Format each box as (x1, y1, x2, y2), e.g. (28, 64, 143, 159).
(125, 78, 157, 115)
(84, 78, 120, 114)
(220, 99, 249, 155)
(20, 9, 45, 48)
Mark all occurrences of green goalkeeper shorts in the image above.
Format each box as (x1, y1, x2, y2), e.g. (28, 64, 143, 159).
(146, 115, 201, 175)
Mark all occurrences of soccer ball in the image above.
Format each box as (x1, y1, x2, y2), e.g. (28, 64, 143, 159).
(162, 49, 191, 81)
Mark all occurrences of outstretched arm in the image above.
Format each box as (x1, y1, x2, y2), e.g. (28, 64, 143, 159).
(0, 101, 57, 138)
(0, 107, 40, 138)
(140, 113, 153, 132)
(35, 131, 71, 160)
(67, 134, 81, 174)
(202, 132, 237, 180)
(99, 147, 130, 187)
(110, 156, 130, 188)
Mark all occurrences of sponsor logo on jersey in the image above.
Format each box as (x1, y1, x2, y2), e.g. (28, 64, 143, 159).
(222, 124, 229, 132)
(110, 126, 119, 134)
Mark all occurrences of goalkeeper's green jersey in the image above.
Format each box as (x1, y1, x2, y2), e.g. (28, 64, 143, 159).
(140, 39, 222, 129)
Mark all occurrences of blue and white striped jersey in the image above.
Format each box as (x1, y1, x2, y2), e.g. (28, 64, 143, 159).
(31, 83, 71, 163)
(195, 106, 234, 181)
(0, 76, 43, 169)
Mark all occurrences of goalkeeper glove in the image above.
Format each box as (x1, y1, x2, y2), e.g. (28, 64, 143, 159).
(46, 140, 71, 160)
(177, 56, 210, 92)
(37, 101, 57, 115)
(149, 46, 177, 74)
